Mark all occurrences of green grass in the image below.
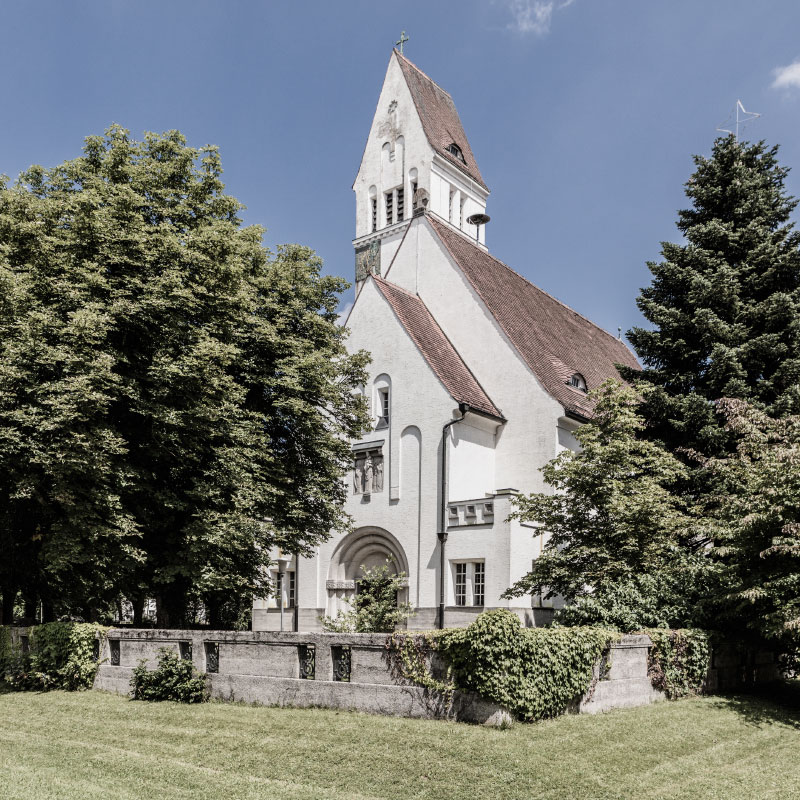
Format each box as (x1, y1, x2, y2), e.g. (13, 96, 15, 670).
(1, 688, 799, 800)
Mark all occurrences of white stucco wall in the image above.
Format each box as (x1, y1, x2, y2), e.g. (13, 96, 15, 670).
(258, 54, 588, 633)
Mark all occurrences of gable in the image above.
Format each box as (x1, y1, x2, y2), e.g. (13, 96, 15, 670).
(427, 216, 641, 418)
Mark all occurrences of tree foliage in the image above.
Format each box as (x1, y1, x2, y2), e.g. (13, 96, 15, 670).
(705, 399, 800, 659)
(504, 381, 705, 630)
(0, 126, 369, 625)
(623, 136, 800, 467)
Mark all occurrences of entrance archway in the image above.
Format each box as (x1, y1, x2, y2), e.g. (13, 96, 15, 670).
(326, 527, 409, 616)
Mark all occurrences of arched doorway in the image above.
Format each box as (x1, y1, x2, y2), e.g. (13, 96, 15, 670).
(326, 527, 409, 616)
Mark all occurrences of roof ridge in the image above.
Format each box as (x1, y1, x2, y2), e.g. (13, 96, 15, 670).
(428, 215, 631, 351)
(392, 49, 454, 101)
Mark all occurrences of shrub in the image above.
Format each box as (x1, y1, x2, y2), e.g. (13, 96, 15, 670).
(2, 622, 107, 691)
(643, 628, 710, 699)
(131, 648, 208, 703)
(387, 610, 619, 722)
(0, 626, 11, 678)
(321, 562, 414, 633)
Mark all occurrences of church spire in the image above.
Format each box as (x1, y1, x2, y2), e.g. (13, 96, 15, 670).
(352, 50, 491, 286)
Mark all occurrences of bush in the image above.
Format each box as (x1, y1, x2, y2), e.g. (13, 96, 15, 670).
(131, 648, 208, 703)
(387, 610, 619, 722)
(644, 628, 710, 699)
(1, 622, 107, 691)
(321, 562, 414, 633)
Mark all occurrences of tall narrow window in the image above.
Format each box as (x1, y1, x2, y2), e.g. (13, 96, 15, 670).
(385, 191, 394, 226)
(411, 181, 418, 210)
(448, 189, 454, 222)
(455, 563, 467, 606)
(377, 388, 390, 427)
(473, 562, 485, 606)
(288, 571, 296, 608)
(460, 196, 466, 229)
(396, 188, 404, 221)
(371, 198, 377, 232)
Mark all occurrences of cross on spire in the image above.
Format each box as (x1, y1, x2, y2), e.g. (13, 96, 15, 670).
(395, 30, 408, 55)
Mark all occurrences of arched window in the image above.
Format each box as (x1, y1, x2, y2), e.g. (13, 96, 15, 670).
(569, 373, 587, 392)
(445, 142, 465, 163)
(374, 374, 391, 429)
(368, 186, 377, 232)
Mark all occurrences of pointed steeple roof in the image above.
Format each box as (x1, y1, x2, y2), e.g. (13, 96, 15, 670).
(394, 50, 488, 191)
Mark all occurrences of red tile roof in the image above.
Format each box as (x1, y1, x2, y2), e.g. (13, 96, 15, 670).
(427, 216, 641, 419)
(394, 50, 489, 192)
(372, 275, 501, 418)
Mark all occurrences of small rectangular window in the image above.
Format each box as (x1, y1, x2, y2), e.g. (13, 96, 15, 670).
(396, 188, 404, 221)
(455, 563, 467, 606)
(473, 562, 485, 607)
(385, 191, 394, 226)
(371, 198, 377, 232)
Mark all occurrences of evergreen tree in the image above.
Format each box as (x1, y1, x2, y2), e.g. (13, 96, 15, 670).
(0, 126, 369, 625)
(622, 136, 800, 466)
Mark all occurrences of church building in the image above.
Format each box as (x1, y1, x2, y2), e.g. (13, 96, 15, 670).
(253, 48, 638, 632)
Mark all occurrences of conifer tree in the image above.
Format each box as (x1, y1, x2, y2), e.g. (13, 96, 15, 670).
(622, 136, 800, 465)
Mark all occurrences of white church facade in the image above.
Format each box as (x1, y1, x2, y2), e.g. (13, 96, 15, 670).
(253, 49, 638, 632)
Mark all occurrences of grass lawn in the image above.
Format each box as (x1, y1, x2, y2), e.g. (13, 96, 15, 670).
(1, 688, 799, 800)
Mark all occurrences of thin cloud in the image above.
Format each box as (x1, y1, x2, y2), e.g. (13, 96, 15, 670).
(507, 0, 575, 36)
(772, 60, 800, 90)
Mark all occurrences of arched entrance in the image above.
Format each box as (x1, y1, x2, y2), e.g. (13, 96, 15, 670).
(326, 527, 409, 616)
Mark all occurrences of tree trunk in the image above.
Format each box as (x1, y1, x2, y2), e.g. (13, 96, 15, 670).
(1, 587, 15, 625)
(131, 594, 144, 627)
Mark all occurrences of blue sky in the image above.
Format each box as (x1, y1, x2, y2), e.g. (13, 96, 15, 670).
(3, 1, 800, 343)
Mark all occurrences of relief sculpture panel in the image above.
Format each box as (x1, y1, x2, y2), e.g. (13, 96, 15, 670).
(353, 450, 384, 494)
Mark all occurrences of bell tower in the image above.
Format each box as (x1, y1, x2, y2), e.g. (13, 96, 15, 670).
(352, 47, 490, 289)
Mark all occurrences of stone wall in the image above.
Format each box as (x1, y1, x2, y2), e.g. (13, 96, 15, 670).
(92, 628, 668, 724)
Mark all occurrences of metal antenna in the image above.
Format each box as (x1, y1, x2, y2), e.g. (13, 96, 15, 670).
(716, 100, 761, 141)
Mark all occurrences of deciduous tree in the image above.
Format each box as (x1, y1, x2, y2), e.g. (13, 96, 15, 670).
(0, 126, 369, 625)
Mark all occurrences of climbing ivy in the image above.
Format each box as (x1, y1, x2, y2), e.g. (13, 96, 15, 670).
(387, 610, 619, 722)
(643, 628, 710, 699)
(2, 622, 107, 691)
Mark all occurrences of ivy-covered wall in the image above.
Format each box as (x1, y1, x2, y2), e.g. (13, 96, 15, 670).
(1, 622, 107, 691)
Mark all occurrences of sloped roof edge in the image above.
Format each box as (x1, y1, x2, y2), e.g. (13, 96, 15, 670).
(371, 275, 501, 418)
(426, 215, 640, 418)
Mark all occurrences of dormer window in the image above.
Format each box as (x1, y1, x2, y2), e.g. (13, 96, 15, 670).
(569, 373, 587, 392)
(445, 142, 465, 163)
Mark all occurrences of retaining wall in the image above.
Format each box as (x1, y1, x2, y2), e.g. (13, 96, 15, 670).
(90, 628, 665, 724)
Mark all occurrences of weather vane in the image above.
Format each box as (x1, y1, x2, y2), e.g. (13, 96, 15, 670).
(396, 30, 409, 55)
(716, 100, 761, 141)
